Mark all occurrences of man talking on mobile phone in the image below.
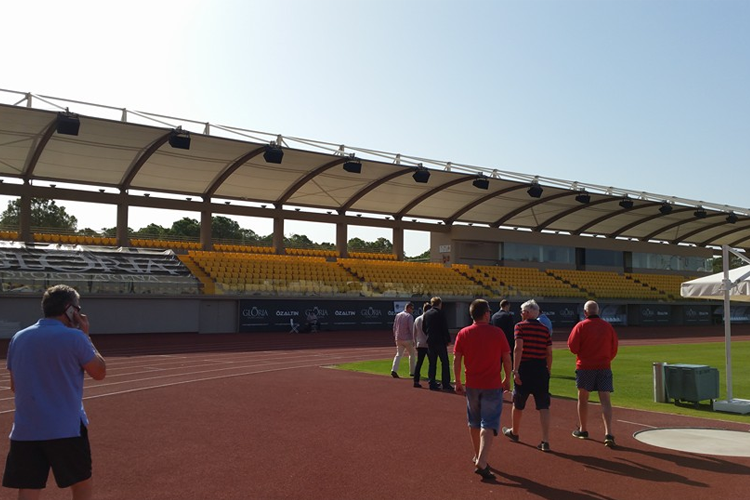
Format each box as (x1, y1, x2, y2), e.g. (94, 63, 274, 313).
(3, 284, 106, 500)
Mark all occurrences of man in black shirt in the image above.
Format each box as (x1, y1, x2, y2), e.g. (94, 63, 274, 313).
(422, 297, 454, 392)
(491, 299, 515, 359)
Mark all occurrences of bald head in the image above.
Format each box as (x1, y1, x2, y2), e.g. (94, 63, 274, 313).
(584, 300, 599, 316)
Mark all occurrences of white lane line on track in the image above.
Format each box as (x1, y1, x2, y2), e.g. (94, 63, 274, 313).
(0, 355, 387, 414)
(18, 351, 387, 396)
(101, 349, 392, 376)
(0, 344, 392, 404)
(106, 348, 384, 368)
(618, 419, 658, 429)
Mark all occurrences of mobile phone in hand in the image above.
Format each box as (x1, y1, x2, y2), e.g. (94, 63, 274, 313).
(65, 305, 79, 328)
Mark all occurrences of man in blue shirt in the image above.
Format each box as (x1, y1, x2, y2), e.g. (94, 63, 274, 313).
(538, 308, 553, 336)
(3, 284, 107, 499)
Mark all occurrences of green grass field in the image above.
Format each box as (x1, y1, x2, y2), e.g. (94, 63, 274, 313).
(336, 341, 750, 424)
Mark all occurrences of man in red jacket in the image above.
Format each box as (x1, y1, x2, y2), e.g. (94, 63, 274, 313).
(567, 300, 619, 448)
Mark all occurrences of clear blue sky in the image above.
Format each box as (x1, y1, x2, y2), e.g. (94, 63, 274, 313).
(2, 0, 748, 256)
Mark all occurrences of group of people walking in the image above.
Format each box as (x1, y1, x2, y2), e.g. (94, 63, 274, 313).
(391, 296, 619, 480)
(391, 297, 455, 391)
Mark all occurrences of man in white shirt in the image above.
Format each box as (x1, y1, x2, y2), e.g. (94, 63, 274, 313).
(412, 302, 431, 388)
(391, 302, 416, 378)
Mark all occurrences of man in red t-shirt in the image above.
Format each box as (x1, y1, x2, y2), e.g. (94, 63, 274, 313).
(568, 300, 619, 447)
(454, 299, 512, 480)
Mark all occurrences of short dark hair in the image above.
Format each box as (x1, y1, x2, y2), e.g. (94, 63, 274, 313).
(422, 302, 432, 312)
(404, 302, 414, 310)
(499, 299, 509, 309)
(42, 284, 80, 318)
(469, 299, 490, 321)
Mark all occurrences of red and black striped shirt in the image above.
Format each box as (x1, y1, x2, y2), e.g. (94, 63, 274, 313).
(514, 319, 552, 361)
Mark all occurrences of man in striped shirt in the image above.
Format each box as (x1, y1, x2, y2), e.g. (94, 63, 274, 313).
(502, 299, 553, 452)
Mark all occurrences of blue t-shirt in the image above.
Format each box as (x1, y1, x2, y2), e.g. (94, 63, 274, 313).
(538, 314, 553, 335)
(7, 319, 97, 441)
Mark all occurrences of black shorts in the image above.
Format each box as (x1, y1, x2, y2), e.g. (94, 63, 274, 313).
(512, 361, 551, 410)
(3, 423, 92, 490)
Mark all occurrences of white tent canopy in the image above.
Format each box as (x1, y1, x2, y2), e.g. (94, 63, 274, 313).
(680, 265, 750, 302)
(680, 245, 750, 413)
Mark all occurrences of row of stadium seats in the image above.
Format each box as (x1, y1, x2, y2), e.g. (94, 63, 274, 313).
(34, 233, 118, 246)
(0, 234, 698, 299)
(12, 232, 399, 260)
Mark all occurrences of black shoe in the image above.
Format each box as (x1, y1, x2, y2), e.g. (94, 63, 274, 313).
(413, 382, 422, 388)
(537, 441, 550, 452)
(442, 385, 455, 393)
(474, 464, 495, 480)
(429, 385, 441, 391)
(409, 373, 414, 377)
(391, 371, 399, 378)
(572, 429, 589, 439)
(604, 434, 616, 448)
(502, 427, 519, 442)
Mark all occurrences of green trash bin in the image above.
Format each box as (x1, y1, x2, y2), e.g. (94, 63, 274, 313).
(664, 363, 720, 406)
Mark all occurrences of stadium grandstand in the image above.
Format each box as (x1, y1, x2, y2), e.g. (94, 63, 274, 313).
(1, 89, 748, 336)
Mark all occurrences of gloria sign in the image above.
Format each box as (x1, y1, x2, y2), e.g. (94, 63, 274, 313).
(238, 300, 395, 332)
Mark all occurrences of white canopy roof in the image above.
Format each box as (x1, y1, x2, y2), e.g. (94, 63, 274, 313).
(2, 90, 750, 251)
(680, 265, 750, 302)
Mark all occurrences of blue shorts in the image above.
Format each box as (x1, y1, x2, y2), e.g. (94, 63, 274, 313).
(576, 369, 614, 392)
(2, 423, 92, 490)
(465, 387, 503, 435)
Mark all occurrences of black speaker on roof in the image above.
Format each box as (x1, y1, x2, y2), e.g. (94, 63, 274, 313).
(527, 183, 543, 198)
(343, 158, 362, 174)
(412, 166, 430, 183)
(56, 112, 80, 136)
(619, 198, 634, 209)
(472, 176, 489, 190)
(263, 144, 284, 164)
(168, 131, 191, 150)
(575, 192, 591, 204)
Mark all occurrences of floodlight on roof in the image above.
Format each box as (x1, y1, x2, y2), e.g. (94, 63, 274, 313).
(619, 197, 634, 209)
(694, 207, 707, 218)
(168, 127, 191, 150)
(263, 143, 284, 164)
(575, 191, 591, 204)
(472, 175, 489, 190)
(527, 182, 543, 198)
(726, 213, 739, 224)
(659, 202, 673, 215)
(56, 110, 80, 136)
(343, 156, 362, 174)
(412, 164, 430, 183)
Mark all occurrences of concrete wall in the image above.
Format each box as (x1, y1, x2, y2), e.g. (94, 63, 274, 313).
(0, 295, 227, 339)
(0, 293, 721, 339)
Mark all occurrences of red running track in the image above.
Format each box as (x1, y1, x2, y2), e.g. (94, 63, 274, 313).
(0, 325, 748, 499)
